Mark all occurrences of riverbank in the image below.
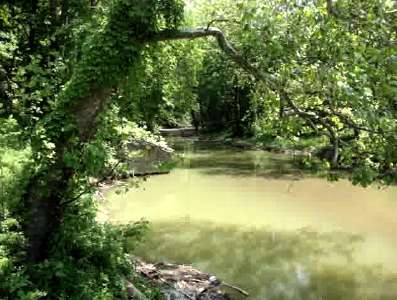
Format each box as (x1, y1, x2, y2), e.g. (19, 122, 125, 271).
(129, 257, 247, 300)
(165, 130, 321, 152)
(102, 138, 397, 300)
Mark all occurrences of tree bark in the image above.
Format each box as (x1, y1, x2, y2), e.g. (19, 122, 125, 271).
(22, 26, 259, 263)
(25, 23, 366, 262)
(23, 161, 70, 262)
(326, 0, 337, 16)
(151, 27, 262, 80)
(23, 87, 112, 262)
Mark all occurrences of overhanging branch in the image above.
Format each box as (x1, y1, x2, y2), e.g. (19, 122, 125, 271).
(151, 27, 262, 80)
(149, 26, 389, 169)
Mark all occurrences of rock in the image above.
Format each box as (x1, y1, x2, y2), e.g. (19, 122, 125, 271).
(119, 139, 174, 176)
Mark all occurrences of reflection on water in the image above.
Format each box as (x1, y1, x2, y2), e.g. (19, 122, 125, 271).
(175, 140, 304, 179)
(105, 140, 397, 299)
(132, 221, 397, 300)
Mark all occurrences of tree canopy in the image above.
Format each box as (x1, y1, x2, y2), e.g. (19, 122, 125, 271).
(0, 0, 396, 299)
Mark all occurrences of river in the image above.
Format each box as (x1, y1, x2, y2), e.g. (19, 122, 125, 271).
(104, 139, 397, 300)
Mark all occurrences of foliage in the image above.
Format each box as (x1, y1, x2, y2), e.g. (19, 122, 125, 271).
(0, 0, 396, 299)
(196, 52, 254, 135)
(0, 0, 182, 299)
(117, 39, 203, 130)
(95, 108, 174, 179)
(0, 123, 149, 299)
(187, 0, 397, 184)
(0, 198, 148, 300)
(30, 198, 148, 300)
(0, 215, 46, 300)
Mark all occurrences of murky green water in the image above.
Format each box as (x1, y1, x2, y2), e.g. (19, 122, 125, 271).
(105, 140, 397, 300)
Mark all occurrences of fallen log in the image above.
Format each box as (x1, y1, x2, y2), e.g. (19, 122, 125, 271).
(132, 257, 248, 300)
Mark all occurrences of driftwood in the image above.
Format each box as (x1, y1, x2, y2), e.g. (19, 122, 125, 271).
(133, 258, 248, 300)
(126, 280, 150, 300)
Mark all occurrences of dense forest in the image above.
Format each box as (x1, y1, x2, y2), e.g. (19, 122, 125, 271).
(0, 0, 396, 299)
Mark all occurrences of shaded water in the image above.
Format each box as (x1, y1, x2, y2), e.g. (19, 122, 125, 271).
(105, 140, 397, 300)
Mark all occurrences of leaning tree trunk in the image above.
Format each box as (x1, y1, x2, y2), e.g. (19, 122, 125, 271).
(20, 0, 152, 263)
(20, 2, 261, 264)
(22, 88, 111, 262)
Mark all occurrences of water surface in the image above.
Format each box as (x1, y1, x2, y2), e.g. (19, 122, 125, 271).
(105, 140, 397, 300)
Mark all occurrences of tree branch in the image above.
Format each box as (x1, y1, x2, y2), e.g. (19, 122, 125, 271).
(149, 26, 390, 169)
(151, 27, 262, 80)
(280, 90, 340, 166)
(60, 161, 121, 207)
(205, 18, 241, 31)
